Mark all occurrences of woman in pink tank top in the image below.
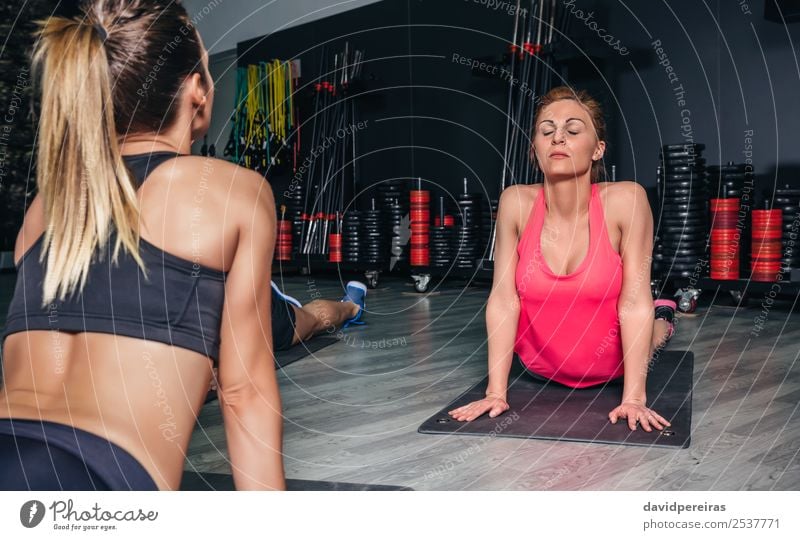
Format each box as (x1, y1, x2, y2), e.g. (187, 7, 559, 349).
(449, 87, 675, 432)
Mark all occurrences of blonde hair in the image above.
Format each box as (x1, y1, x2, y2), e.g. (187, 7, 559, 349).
(28, 1, 209, 307)
(30, 15, 144, 307)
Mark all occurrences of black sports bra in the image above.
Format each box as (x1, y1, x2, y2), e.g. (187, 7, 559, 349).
(1, 152, 227, 366)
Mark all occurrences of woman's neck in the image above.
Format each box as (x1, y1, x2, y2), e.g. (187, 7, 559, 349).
(542, 180, 592, 221)
(118, 135, 191, 156)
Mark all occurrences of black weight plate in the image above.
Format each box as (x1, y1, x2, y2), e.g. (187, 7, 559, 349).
(662, 176, 709, 187)
(660, 238, 708, 247)
(658, 264, 705, 272)
(662, 206, 707, 215)
(660, 158, 707, 168)
(661, 209, 706, 218)
(665, 270, 704, 278)
(660, 181, 709, 191)
(659, 180, 708, 190)
(661, 240, 708, 249)
(659, 149, 706, 159)
(660, 221, 706, 230)
(660, 145, 705, 154)
(661, 166, 708, 175)
(659, 225, 707, 233)
(661, 246, 708, 255)
(713, 190, 743, 198)
(661, 242, 708, 251)
(774, 198, 799, 206)
(662, 143, 706, 152)
(662, 189, 708, 198)
(666, 163, 709, 173)
(662, 201, 707, 210)
(659, 226, 707, 235)
(661, 259, 706, 268)
(661, 194, 707, 203)
(662, 250, 707, 259)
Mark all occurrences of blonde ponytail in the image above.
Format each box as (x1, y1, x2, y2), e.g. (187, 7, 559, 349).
(30, 16, 146, 307)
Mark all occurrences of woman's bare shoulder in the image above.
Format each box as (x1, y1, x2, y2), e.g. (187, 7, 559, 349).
(498, 184, 541, 235)
(598, 181, 648, 209)
(597, 180, 647, 198)
(499, 183, 540, 209)
(597, 181, 651, 230)
(171, 155, 265, 189)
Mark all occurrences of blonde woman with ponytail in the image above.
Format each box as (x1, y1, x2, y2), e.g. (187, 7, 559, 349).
(0, 1, 285, 490)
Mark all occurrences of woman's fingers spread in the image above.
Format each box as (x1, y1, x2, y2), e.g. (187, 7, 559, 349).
(656, 413, 671, 427)
(649, 415, 665, 430)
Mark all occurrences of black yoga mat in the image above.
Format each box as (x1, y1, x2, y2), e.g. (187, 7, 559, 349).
(180, 471, 412, 491)
(274, 335, 339, 368)
(418, 350, 693, 448)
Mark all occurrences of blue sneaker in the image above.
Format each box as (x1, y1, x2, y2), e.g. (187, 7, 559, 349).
(271, 280, 303, 308)
(340, 281, 367, 328)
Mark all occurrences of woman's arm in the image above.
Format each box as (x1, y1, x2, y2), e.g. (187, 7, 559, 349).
(615, 182, 655, 404)
(485, 185, 525, 399)
(216, 168, 285, 489)
(609, 182, 670, 431)
(449, 185, 525, 421)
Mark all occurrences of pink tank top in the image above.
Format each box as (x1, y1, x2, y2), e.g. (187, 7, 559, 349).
(514, 183, 624, 388)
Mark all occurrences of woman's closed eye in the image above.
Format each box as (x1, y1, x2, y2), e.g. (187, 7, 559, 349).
(541, 129, 580, 136)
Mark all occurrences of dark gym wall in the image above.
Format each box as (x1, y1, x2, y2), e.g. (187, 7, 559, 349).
(604, 0, 800, 195)
(238, 0, 800, 208)
(238, 0, 603, 208)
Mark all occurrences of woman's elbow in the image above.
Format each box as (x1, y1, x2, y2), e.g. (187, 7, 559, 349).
(487, 292, 521, 317)
(618, 302, 654, 324)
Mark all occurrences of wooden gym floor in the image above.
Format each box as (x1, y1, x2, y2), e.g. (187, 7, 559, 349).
(186, 275, 799, 490)
(1, 272, 798, 490)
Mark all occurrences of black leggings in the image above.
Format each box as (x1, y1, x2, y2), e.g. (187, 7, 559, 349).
(0, 418, 157, 490)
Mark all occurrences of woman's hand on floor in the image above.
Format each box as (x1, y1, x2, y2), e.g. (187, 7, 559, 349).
(448, 396, 510, 422)
(608, 401, 671, 432)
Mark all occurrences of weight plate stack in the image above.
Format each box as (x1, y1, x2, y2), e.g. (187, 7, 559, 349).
(282, 183, 305, 261)
(276, 217, 293, 261)
(410, 189, 431, 267)
(750, 207, 782, 282)
(707, 162, 755, 200)
(709, 202, 741, 280)
(480, 197, 498, 257)
(773, 185, 800, 274)
(342, 210, 361, 264)
(377, 180, 409, 270)
(328, 231, 343, 263)
(429, 225, 454, 268)
(361, 200, 386, 267)
(453, 192, 482, 270)
(708, 162, 754, 276)
(654, 143, 709, 279)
